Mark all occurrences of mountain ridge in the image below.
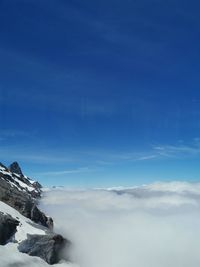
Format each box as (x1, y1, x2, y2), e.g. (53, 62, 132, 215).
(0, 161, 69, 265)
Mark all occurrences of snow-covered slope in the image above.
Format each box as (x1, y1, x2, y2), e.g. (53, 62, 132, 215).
(0, 162, 52, 228)
(0, 200, 45, 243)
(0, 162, 41, 198)
(0, 201, 74, 267)
(0, 161, 74, 267)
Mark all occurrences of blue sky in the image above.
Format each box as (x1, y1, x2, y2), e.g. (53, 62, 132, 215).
(0, 0, 200, 187)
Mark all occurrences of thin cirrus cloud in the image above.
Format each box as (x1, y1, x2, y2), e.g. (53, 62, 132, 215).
(153, 138, 200, 159)
(0, 129, 32, 139)
(0, 148, 75, 165)
(36, 167, 94, 177)
(86, 139, 200, 164)
(1, 139, 200, 167)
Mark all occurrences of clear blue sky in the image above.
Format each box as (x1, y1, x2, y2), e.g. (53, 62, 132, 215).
(0, 0, 200, 187)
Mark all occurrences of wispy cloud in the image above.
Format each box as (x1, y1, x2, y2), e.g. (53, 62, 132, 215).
(83, 150, 156, 164)
(153, 138, 200, 159)
(1, 139, 199, 170)
(0, 148, 75, 164)
(87, 138, 200, 165)
(36, 167, 95, 176)
(136, 155, 158, 161)
(0, 129, 32, 140)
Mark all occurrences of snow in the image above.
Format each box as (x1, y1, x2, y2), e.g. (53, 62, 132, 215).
(0, 201, 45, 242)
(0, 242, 76, 267)
(0, 166, 75, 266)
(29, 179, 37, 184)
(0, 167, 39, 195)
(0, 165, 6, 171)
(0, 201, 76, 266)
(13, 173, 21, 178)
(14, 177, 35, 193)
(24, 175, 37, 185)
(0, 169, 12, 177)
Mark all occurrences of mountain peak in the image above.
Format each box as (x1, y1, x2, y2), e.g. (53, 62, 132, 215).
(8, 161, 23, 176)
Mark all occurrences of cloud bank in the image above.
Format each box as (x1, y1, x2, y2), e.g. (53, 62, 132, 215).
(40, 182, 200, 267)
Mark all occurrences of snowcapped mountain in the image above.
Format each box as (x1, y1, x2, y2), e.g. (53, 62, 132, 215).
(0, 162, 41, 198)
(0, 161, 52, 228)
(0, 161, 69, 265)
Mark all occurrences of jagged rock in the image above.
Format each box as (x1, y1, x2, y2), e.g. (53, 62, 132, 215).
(0, 162, 7, 169)
(46, 217, 54, 230)
(0, 212, 19, 245)
(18, 234, 69, 265)
(0, 162, 53, 228)
(0, 161, 69, 265)
(32, 181, 42, 190)
(8, 161, 23, 176)
(0, 162, 41, 197)
(30, 204, 53, 228)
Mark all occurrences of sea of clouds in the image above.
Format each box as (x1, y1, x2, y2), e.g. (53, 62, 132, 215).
(40, 181, 200, 267)
(2, 181, 200, 267)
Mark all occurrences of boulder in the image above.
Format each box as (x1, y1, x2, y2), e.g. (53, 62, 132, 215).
(0, 212, 19, 245)
(18, 234, 69, 265)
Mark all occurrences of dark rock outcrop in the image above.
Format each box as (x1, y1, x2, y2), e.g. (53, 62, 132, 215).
(0, 161, 69, 265)
(0, 162, 53, 228)
(0, 212, 19, 245)
(8, 161, 24, 176)
(0, 162, 7, 170)
(18, 234, 69, 265)
(32, 181, 42, 190)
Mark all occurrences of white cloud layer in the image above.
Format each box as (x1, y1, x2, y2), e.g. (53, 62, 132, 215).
(39, 182, 200, 267)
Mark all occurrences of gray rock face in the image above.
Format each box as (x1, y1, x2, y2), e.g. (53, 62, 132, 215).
(32, 181, 42, 190)
(18, 234, 69, 265)
(0, 161, 70, 265)
(8, 161, 24, 176)
(0, 162, 53, 228)
(0, 212, 19, 245)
